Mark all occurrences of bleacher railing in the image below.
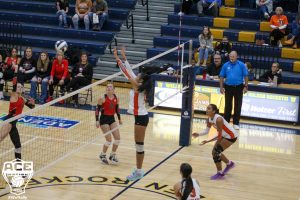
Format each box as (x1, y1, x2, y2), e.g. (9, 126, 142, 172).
(126, 12, 135, 44)
(141, 0, 149, 21)
(0, 21, 23, 55)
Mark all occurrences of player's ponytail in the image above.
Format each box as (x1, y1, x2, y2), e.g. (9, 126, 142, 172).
(209, 104, 219, 114)
(138, 73, 152, 95)
(180, 163, 193, 200)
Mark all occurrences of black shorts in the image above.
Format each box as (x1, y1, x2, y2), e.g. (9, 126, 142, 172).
(134, 115, 149, 127)
(100, 115, 115, 126)
(223, 137, 237, 143)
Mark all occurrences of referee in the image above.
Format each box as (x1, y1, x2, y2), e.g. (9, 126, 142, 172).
(219, 51, 248, 130)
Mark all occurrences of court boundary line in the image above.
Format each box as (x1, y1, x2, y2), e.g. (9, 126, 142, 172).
(0, 183, 176, 199)
(110, 146, 184, 200)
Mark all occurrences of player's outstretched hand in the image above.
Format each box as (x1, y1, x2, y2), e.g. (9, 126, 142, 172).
(200, 140, 208, 146)
(119, 120, 123, 125)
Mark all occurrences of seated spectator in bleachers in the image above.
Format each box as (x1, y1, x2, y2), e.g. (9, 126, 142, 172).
(47, 52, 69, 103)
(90, 0, 108, 31)
(214, 36, 232, 61)
(245, 62, 255, 81)
(197, 26, 214, 67)
(256, 0, 272, 20)
(72, 0, 92, 30)
(197, 0, 221, 17)
(30, 52, 52, 104)
(259, 62, 282, 84)
(3, 48, 20, 88)
(0, 54, 5, 99)
(180, 0, 194, 15)
(285, 11, 300, 49)
(206, 54, 222, 79)
(269, 7, 288, 47)
(56, 0, 69, 28)
(66, 52, 93, 107)
(17, 47, 36, 86)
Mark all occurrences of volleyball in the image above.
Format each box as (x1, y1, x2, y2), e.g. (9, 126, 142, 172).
(55, 40, 68, 53)
(11, 175, 24, 188)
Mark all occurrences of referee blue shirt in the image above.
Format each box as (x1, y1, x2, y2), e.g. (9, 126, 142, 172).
(219, 60, 248, 85)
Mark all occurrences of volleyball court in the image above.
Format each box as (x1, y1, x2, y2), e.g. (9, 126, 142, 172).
(0, 41, 195, 198)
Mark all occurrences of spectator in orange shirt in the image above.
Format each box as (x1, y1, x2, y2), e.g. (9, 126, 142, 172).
(72, 0, 92, 30)
(269, 7, 288, 47)
(46, 52, 69, 102)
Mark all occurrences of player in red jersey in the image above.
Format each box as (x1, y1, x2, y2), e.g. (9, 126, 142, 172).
(193, 104, 238, 180)
(0, 83, 35, 160)
(95, 83, 122, 165)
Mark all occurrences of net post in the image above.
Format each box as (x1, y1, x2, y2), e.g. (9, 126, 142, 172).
(188, 39, 192, 65)
(179, 63, 195, 147)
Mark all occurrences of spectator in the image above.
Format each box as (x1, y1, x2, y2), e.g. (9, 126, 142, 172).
(219, 51, 248, 130)
(180, 0, 194, 15)
(245, 62, 255, 81)
(72, 0, 92, 30)
(285, 11, 300, 49)
(3, 48, 20, 88)
(256, 0, 272, 20)
(197, 26, 214, 67)
(174, 163, 201, 200)
(269, 7, 288, 47)
(47, 52, 69, 103)
(214, 36, 232, 61)
(56, 0, 69, 28)
(0, 54, 5, 99)
(90, 0, 108, 31)
(259, 62, 282, 84)
(30, 52, 52, 104)
(66, 52, 93, 107)
(17, 47, 36, 86)
(207, 54, 222, 79)
(197, 0, 221, 17)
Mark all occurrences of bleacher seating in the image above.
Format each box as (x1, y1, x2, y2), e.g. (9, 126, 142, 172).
(0, 0, 137, 66)
(146, 1, 300, 84)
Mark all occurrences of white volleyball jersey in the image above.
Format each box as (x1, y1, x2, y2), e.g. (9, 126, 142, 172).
(181, 179, 201, 200)
(208, 114, 239, 139)
(128, 89, 148, 116)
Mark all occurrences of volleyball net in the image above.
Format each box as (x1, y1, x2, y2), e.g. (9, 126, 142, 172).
(0, 41, 193, 192)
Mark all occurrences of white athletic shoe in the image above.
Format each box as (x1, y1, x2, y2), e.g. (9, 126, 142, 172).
(233, 125, 240, 130)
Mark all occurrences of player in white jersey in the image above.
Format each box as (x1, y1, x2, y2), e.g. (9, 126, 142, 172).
(174, 163, 201, 200)
(193, 104, 238, 180)
(114, 47, 150, 181)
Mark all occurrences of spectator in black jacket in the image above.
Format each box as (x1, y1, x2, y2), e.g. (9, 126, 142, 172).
(56, 0, 69, 28)
(207, 54, 222, 79)
(17, 47, 36, 85)
(214, 36, 232, 61)
(30, 52, 52, 103)
(259, 62, 282, 84)
(67, 52, 93, 107)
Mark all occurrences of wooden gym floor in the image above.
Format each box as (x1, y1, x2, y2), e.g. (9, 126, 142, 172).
(0, 88, 300, 200)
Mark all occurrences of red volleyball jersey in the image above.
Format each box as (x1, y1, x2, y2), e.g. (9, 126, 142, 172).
(9, 96, 25, 116)
(102, 94, 118, 116)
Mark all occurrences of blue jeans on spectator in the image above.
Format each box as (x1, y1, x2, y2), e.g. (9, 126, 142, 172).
(89, 12, 108, 31)
(57, 10, 68, 27)
(72, 13, 90, 30)
(258, 5, 269, 20)
(30, 76, 49, 103)
(198, 47, 213, 65)
(292, 20, 300, 37)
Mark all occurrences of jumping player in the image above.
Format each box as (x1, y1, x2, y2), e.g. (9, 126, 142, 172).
(0, 83, 35, 160)
(193, 104, 238, 180)
(95, 83, 122, 164)
(113, 47, 150, 181)
(174, 163, 201, 200)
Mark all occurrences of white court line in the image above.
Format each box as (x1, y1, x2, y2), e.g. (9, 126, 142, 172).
(0, 136, 38, 157)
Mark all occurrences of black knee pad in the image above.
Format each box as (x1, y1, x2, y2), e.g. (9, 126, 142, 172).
(212, 144, 223, 163)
